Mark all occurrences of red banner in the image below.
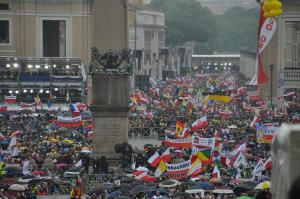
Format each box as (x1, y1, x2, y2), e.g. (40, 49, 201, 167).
(163, 137, 192, 148)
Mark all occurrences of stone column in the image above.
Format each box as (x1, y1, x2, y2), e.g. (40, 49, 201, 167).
(90, 0, 130, 158)
(90, 74, 129, 158)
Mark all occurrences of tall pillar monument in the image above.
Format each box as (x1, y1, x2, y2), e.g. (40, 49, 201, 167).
(89, 0, 131, 158)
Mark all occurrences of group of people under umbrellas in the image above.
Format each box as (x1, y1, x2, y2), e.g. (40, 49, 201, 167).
(0, 70, 299, 198)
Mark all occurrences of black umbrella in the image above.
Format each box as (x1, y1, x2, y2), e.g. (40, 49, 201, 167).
(233, 184, 252, 195)
(116, 184, 132, 190)
(147, 188, 168, 197)
(120, 177, 136, 184)
(244, 181, 257, 189)
(173, 192, 190, 198)
(130, 185, 149, 195)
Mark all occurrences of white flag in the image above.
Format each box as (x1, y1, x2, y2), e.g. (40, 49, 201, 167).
(234, 153, 247, 168)
(252, 159, 264, 179)
(231, 143, 246, 157)
(22, 160, 30, 175)
(75, 160, 82, 167)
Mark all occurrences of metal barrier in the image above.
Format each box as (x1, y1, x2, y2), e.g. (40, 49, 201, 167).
(82, 174, 127, 191)
(128, 127, 164, 137)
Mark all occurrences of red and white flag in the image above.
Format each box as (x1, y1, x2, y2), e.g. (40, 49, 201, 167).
(134, 171, 148, 180)
(212, 165, 221, 179)
(147, 152, 161, 167)
(178, 126, 190, 138)
(0, 105, 7, 113)
(263, 156, 272, 170)
(231, 143, 247, 157)
(250, 116, 260, 129)
(192, 116, 208, 131)
(249, 8, 270, 85)
(4, 96, 16, 104)
(160, 148, 171, 162)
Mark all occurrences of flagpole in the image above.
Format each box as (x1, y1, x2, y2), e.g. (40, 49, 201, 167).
(270, 65, 274, 111)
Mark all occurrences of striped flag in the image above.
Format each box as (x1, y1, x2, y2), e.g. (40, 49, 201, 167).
(188, 158, 203, 177)
(154, 161, 166, 177)
(195, 148, 212, 165)
(4, 96, 16, 104)
(148, 152, 161, 167)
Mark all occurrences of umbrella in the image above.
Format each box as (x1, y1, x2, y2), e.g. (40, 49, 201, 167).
(116, 184, 132, 190)
(230, 179, 244, 184)
(192, 182, 215, 190)
(0, 178, 17, 185)
(209, 178, 225, 184)
(120, 177, 136, 183)
(212, 189, 234, 194)
(80, 149, 92, 153)
(9, 184, 27, 191)
(173, 192, 190, 198)
(244, 181, 258, 189)
(185, 189, 205, 194)
(142, 175, 156, 183)
(159, 180, 181, 188)
(87, 187, 105, 195)
(147, 188, 168, 197)
(63, 139, 74, 144)
(233, 184, 252, 195)
(255, 181, 271, 190)
(0, 140, 9, 145)
(32, 171, 47, 175)
(136, 166, 149, 172)
(130, 185, 149, 195)
(55, 163, 68, 169)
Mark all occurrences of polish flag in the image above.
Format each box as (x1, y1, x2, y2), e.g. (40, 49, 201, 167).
(160, 148, 171, 162)
(135, 171, 148, 180)
(237, 87, 247, 95)
(4, 96, 16, 104)
(192, 116, 208, 131)
(148, 152, 161, 167)
(231, 143, 247, 157)
(211, 165, 221, 179)
(263, 156, 272, 170)
(0, 105, 7, 113)
(250, 116, 260, 129)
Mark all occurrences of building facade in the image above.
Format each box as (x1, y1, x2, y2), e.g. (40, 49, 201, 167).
(259, 0, 300, 105)
(0, 0, 92, 64)
(192, 54, 240, 73)
(128, 6, 166, 83)
(0, 0, 93, 103)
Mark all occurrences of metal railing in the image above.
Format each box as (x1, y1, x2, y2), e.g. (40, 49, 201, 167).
(284, 68, 300, 80)
(128, 127, 164, 137)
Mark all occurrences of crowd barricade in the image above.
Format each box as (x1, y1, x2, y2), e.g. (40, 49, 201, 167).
(128, 127, 164, 137)
(82, 174, 127, 189)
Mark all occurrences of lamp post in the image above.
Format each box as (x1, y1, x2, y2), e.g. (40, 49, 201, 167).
(270, 64, 274, 110)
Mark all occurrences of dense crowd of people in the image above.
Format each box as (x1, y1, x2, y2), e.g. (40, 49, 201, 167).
(0, 70, 299, 198)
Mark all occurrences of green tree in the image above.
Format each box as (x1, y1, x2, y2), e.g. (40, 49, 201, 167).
(151, 0, 217, 50)
(215, 7, 260, 53)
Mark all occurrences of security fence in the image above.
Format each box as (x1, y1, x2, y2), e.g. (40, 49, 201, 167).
(128, 127, 164, 137)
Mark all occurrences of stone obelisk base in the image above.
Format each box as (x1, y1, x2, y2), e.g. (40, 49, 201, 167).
(90, 74, 129, 161)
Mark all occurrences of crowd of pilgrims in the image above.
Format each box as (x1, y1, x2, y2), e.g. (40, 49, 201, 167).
(0, 71, 299, 199)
